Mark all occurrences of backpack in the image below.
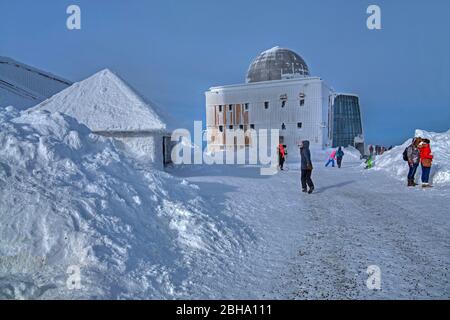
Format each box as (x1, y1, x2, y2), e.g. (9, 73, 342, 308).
(402, 147, 409, 161)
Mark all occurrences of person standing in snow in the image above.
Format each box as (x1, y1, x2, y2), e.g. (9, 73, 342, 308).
(325, 149, 337, 167)
(365, 155, 374, 169)
(278, 143, 286, 170)
(336, 147, 344, 168)
(405, 137, 421, 187)
(418, 138, 433, 188)
(299, 140, 314, 193)
(369, 145, 374, 156)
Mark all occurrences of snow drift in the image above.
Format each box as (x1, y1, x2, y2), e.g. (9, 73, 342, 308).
(374, 129, 450, 185)
(0, 107, 245, 299)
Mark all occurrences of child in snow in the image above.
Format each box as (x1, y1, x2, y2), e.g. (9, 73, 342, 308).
(325, 149, 337, 167)
(299, 140, 314, 194)
(336, 147, 344, 168)
(418, 138, 433, 188)
(365, 155, 374, 169)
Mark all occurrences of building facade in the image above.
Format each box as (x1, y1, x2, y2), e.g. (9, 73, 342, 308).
(205, 47, 364, 159)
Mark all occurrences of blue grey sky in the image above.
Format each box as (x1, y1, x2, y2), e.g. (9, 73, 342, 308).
(1, 0, 449, 145)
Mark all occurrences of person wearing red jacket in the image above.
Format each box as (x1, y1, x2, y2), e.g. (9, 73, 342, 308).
(278, 143, 286, 170)
(418, 138, 433, 187)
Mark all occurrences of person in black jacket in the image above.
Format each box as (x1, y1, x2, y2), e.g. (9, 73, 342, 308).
(299, 140, 314, 194)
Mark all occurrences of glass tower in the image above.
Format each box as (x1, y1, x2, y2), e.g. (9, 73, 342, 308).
(331, 94, 363, 148)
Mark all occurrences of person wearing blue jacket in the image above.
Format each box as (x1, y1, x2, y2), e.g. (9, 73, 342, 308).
(299, 140, 314, 194)
(336, 147, 345, 168)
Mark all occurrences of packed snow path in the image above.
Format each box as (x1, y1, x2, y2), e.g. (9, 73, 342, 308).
(171, 159, 450, 299)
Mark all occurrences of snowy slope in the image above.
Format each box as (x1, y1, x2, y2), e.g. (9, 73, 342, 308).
(28, 69, 166, 133)
(0, 107, 245, 299)
(374, 129, 450, 185)
(0, 56, 71, 110)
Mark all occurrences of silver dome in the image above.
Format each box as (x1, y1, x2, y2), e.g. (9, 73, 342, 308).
(246, 46, 310, 83)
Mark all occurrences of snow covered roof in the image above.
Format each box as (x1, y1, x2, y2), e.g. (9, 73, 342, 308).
(29, 69, 166, 133)
(0, 56, 72, 110)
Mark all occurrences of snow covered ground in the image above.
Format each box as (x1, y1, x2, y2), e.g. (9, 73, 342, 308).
(1, 107, 449, 299)
(170, 158, 450, 299)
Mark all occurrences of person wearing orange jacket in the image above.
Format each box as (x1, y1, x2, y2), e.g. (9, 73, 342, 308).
(418, 138, 433, 188)
(278, 143, 286, 170)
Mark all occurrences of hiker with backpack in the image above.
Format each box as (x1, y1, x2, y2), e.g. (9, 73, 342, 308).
(418, 138, 433, 188)
(403, 137, 421, 187)
(336, 147, 344, 168)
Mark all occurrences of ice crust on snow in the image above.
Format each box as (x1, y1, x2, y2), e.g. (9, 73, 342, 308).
(0, 107, 244, 299)
(28, 69, 166, 133)
(374, 129, 450, 185)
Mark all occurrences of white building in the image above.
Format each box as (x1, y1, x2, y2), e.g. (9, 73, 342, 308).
(29, 69, 171, 167)
(205, 47, 364, 159)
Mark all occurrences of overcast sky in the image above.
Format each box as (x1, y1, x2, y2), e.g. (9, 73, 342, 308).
(1, 0, 449, 145)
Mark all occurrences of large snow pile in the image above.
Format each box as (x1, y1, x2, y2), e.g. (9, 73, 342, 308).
(28, 69, 165, 132)
(0, 107, 243, 299)
(374, 129, 450, 185)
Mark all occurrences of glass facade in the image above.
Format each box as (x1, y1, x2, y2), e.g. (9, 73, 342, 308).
(332, 94, 363, 148)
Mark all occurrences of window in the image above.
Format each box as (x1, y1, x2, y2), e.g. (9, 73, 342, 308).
(229, 125, 233, 129)
(219, 125, 223, 132)
(297, 122, 302, 128)
(299, 93, 305, 107)
(264, 101, 269, 109)
(250, 124, 255, 130)
(281, 123, 286, 130)
(228, 104, 233, 111)
(244, 103, 249, 110)
(281, 100, 286, 108)
(218, 105, 223, 112)
(239, 124, 244, 130)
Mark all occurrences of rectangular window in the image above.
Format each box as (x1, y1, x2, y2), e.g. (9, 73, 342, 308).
(297, 122, 302, 128)
(239, 124, 244, 130)
(219, 125, 223, 132)
(281, 100, 286, 108)
(218, 105, 223, 112)
(228, 104, 233, 111)
(229, 125, 233, 129)
(250, 124, 255, 129)
(264, 101, 269, 109)
(244, 103, 249, 110)
(299, 93, 305, 107)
